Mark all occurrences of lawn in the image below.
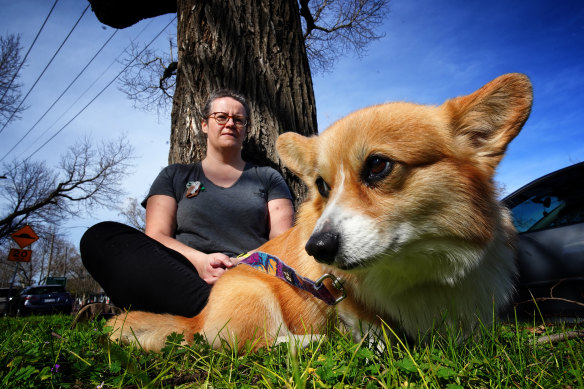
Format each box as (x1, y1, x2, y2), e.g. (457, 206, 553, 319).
(0, 313, 582, 388)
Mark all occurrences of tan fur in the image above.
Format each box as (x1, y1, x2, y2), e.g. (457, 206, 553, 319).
(107, 73, 532, 351)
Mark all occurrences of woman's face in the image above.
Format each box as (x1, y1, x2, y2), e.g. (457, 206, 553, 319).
(201, 97, 247, 152)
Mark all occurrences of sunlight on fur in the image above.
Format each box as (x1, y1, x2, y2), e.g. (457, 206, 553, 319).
(107, 73, 533, 352)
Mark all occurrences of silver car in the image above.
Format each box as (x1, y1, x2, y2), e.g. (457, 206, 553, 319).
(503, 162, 584, 320)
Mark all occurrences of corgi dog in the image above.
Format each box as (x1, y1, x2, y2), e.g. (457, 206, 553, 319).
(108, 73, 533, 351)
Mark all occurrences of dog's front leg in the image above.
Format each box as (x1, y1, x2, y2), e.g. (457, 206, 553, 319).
(201, 276, 292, 350)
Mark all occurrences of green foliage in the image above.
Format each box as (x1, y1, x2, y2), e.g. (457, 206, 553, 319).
(0, 314, 582, 388)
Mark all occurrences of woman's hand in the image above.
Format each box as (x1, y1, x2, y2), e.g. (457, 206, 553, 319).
(193, 252, 237, 285)
(145, 195, 236, 284)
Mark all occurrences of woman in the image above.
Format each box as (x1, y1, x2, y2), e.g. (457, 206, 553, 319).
(80, 90, 294, 316)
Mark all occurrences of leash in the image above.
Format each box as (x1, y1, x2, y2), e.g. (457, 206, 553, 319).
(237, 251, 346, 305)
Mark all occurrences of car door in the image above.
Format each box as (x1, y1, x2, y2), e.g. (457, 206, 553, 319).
(503, 162, 584, 319)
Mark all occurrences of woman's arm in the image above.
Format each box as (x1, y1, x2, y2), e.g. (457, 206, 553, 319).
(145, 195, 235, 284)
(267, 198, 295, 239)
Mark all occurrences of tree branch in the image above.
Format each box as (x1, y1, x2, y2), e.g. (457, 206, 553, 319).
(0, 137, 134, 240)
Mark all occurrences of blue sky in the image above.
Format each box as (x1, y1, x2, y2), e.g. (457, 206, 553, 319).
(1, 0, 583, 246)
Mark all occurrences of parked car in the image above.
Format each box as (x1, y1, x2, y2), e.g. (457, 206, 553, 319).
(9, 284, 73, 316)
(502, 162, 584, 320)
(0, 287, 20, 315)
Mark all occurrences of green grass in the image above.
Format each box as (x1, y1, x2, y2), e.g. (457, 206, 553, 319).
(0, 313, 582, 388)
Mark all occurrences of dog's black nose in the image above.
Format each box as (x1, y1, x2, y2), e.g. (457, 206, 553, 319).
(305, 231, 339, 264)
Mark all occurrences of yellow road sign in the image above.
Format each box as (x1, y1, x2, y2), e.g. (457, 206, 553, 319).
(11, 225, 39, 248)
(8, 248, 32, 262)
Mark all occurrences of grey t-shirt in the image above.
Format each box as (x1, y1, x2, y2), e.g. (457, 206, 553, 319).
(143, 162, 292, 257)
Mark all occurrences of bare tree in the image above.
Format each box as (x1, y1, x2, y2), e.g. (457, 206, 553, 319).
(0, 136, 134, 241)
(0, 258, 15, 287)
(300, 0, 388, 73)
(118, 0, 388, 106)
(1, 231, 103, 298)
(89, 0, 389, 203)
(44, 238, 104, 300)
(0, 34, 26, 127)
(34, 227, 66, 284)
(0, 223, 60, 288)
(15, 260, 35, 286)
(118, 197, 146, 232)
(118, 38, 177, 117)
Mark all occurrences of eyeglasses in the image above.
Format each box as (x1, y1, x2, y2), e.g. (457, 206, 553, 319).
(208, 112, 248, 128)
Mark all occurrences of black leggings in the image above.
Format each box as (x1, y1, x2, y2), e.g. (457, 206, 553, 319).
(80, 221, 212, 316)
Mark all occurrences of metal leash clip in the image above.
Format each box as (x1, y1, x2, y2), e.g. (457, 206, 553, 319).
(315, 273, 346, 305)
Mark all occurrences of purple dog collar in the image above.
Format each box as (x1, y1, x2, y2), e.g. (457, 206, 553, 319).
(237, 251, 346, 305)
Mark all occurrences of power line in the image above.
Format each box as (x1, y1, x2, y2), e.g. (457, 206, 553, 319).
(0, 3, 90, 135)
(23, 17, 177, 162)
(27, 60, 118, 153)
(24, 17, 158, 155)
(0, 0, 59, 107)
(0, 29, 119, 163)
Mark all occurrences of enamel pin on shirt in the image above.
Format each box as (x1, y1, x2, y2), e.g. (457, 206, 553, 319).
(186, 181, 205, 198)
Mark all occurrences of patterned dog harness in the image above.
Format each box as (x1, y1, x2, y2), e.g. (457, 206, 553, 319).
(237, 251, 346, 305)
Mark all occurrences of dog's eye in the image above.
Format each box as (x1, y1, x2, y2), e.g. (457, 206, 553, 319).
(315, 177, 330, 198)
(363, 155, 393, 186)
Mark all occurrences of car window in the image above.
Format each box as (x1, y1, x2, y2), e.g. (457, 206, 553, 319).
(506, 164, 584, 233)
(18, 288, 31, 296)
(510, 195, 565, 232)
(25, 286, 66, 295)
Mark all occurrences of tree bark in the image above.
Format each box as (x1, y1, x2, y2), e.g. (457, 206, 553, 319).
(170, 0, 317, 205)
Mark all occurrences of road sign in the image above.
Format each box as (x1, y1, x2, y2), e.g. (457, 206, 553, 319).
(11, 225, 39, 248)
(8, 248, 32, 262)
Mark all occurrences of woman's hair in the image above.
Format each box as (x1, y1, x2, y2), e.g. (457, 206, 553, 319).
(201, 89, 251, 122)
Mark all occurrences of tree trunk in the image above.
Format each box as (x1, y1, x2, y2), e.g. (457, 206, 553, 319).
(170, 0, 317, 205)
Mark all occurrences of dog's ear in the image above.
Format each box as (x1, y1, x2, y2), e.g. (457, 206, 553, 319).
(276, 132, 318, 181)
(444, 73, 533, 170)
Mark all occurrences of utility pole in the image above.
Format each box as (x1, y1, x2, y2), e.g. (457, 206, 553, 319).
(46, 233, 55, 283)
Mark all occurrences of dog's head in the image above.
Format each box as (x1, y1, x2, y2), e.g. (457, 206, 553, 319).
(277, 74, 532, 282)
